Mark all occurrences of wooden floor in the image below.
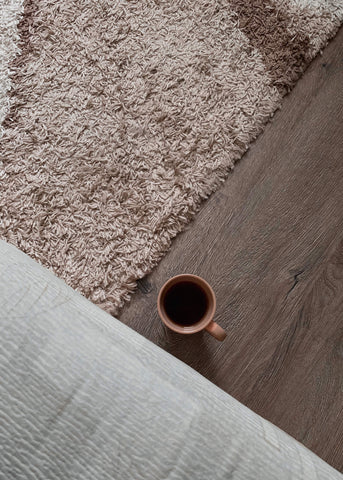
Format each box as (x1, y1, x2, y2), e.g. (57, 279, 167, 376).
(119, 28, 343, 471)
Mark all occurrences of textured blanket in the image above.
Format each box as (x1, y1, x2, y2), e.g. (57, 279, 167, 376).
(1, 0, 342, 314)
(1, 239, 342, 479)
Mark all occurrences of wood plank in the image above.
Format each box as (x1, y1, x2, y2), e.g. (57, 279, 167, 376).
(119, 28, 343, 471)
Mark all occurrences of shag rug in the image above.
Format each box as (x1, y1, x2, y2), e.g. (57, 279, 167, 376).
(0, 0, 23, 135)
(1, 1, 342, 315)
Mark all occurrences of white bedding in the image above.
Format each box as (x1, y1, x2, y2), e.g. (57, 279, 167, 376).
(0, 240, 341, 479)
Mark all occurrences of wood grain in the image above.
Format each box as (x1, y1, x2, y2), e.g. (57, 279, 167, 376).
(119, 28, 343, 471)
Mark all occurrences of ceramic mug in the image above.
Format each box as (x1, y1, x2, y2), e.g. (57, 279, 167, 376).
(157, 274, 226, 341)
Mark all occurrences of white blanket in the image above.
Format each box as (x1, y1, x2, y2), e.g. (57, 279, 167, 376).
(0, 240, 341, 479)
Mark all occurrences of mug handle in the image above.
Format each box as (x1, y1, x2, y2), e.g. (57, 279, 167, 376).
(205, 321, 227, 341)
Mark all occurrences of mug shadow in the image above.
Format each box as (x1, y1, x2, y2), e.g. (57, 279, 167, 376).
(158, 325, 221, 385)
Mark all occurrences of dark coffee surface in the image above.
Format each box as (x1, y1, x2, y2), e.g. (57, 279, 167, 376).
(164, 281, 208, 326)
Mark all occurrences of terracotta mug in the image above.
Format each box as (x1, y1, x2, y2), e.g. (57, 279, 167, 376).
(157, 274, 226, 341)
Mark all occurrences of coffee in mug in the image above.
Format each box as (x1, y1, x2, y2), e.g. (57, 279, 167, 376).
(157, 274, 226, 341)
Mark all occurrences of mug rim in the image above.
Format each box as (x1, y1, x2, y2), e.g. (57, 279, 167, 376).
(157, 274, 216, 334)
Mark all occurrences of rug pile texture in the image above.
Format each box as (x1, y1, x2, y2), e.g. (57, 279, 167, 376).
(1, 0, 342, 314)
(0, 0, 22, 131)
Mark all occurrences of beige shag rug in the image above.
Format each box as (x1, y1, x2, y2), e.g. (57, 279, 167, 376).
(0, 0, 23, 135)
(1, 0, 342, 314)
